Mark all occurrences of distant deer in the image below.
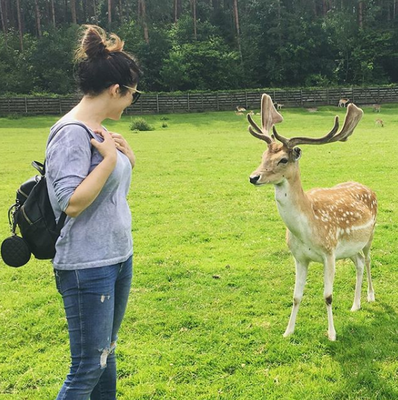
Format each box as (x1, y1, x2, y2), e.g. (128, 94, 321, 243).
(375, 118, 384, 127)
(236, 106, 246, 112)
(373, 104, 381, 113)
(275, 103, 284, 110)
(338, 98, 350, 107)
(248, 94, 377, 341)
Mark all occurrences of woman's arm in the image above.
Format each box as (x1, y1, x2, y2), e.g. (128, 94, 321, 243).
(65, 130, 117, 218)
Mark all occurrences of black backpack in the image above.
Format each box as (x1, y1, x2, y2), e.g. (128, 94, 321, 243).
(1, 122, 92, 267)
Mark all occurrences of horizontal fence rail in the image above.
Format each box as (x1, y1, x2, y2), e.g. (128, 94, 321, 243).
(1, 87, 398, 116)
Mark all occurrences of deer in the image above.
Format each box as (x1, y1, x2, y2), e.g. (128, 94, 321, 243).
(373, 104, 381, 113)
(236, 106, 246, 112)
(338, 98, 350, 107)
(375, 118, 384, 127)
(248, 94, 377, 341)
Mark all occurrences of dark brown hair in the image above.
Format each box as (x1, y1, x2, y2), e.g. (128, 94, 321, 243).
(75, 25, 141, 95)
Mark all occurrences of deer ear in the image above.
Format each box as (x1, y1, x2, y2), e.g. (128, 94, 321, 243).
(292, 147, 302, 161)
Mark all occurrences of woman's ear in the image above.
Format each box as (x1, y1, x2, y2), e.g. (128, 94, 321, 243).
(109, 84, 120, 97)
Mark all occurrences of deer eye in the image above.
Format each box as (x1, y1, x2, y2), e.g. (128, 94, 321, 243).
(278, 158, 289, 165)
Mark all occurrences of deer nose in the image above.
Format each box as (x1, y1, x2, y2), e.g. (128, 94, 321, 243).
(250, 175, 260, 184)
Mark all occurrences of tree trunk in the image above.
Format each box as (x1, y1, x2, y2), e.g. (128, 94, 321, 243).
(0, 0, 8, 48)
(125, 0, 129, 20)
(34, 0, 42, 37)
(118, 0, 122, 22)
(50, 0, 56, 27)
(174, 0, 178, 22)
(191, 0, 197, 39)
(138, 0, 149, 43)
(233, 0, 242, 61)
(82, 0, 87, 22)
(70, 0, 77, 23)
(93, 0, 99, 24)
(358, 0, 363, 28)
(108, 0, 112, 30)
(16, 0, 23, 51)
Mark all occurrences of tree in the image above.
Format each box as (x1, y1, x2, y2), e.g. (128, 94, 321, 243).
(191, 0, 197, 39)
(232, 0, 242, 61)
(71, 0, 77, 24)
(0, 0, 8, 47)
(358, 0, 364, 28)
(34, 0, 42, 37)
(138, 0, 149, 43)
(108, 0, 112, 29)
(50, 0, 56, 27)
(16, 0, 23, 51)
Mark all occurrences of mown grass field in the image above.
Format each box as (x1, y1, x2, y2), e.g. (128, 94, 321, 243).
(0, 103, 397, 399)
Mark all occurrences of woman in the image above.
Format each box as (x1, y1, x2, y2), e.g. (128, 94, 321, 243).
(46, 25, 140, 399)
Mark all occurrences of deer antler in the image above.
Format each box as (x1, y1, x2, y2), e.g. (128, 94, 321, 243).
(247, 94, 283, 144)
(272, 104, 363, 149)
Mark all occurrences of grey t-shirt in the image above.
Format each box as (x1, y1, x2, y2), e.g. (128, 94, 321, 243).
(46, 119, 133, 270)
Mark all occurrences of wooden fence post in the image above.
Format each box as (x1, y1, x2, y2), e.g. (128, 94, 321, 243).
(188, 93, 190, 112)
(156, 94, 159, 113)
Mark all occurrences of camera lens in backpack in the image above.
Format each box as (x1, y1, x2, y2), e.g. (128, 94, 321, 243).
(1, 235, 31, 267)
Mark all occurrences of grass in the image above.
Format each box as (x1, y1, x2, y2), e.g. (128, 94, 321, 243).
(0, 104, 397, 399)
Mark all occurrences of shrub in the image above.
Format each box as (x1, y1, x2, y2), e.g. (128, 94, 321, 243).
(162, 122, 168, 128)
(130, 118, 154, 131)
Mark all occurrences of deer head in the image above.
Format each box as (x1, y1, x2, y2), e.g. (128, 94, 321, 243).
(248, 94, 363, 186)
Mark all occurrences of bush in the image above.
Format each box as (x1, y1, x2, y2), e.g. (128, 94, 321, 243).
(162, 122, 168, 128)
(130, 118, 154, 131)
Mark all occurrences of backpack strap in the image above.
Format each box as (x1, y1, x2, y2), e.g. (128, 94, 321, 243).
(56, 212, 67, 234)
(45, 122, 95, 231)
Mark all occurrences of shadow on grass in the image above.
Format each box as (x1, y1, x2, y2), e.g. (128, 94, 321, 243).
(328, 302, 398, 399)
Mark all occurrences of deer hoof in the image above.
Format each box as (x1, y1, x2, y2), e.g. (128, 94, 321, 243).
(351, 304, 361, 312)
(368, 292, 375, 302)
(283, 329, 294, 338)
(328, 330, 337, 341)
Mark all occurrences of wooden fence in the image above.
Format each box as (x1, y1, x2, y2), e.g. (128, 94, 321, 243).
(1, 87, 398, 116)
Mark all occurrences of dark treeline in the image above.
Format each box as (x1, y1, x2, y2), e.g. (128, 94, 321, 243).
(1, 0, 398, 95)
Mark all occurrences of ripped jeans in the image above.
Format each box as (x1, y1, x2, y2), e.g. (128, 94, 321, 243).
(54, 256, 133, 400)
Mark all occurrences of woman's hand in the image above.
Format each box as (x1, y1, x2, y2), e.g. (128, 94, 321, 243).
(110, 131, 136, 168)
(91, 129, 117, 166)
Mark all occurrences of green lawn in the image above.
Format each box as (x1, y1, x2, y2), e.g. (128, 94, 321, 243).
(0, 104, 397, 399)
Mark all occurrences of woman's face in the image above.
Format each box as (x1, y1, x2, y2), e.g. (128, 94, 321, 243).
(108, 84, 137, 120)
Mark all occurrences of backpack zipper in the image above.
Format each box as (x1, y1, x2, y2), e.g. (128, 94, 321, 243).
(21, 206, 33, 225)
(18, 188, 29, 199)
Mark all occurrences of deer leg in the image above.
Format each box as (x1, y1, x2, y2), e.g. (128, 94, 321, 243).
(350, 253, 365, 311)
(283, 258, 309, 338)
(363, 240, 375, 302)
(324, 255, 336, 341)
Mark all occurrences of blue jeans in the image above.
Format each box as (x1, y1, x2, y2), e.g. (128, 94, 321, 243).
(54, 256, 133, 400)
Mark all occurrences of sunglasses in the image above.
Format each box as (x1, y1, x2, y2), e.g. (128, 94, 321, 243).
(123, 85, 142, 104)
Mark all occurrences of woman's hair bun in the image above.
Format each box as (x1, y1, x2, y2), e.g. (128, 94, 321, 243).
(76, 25, 124, 61)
